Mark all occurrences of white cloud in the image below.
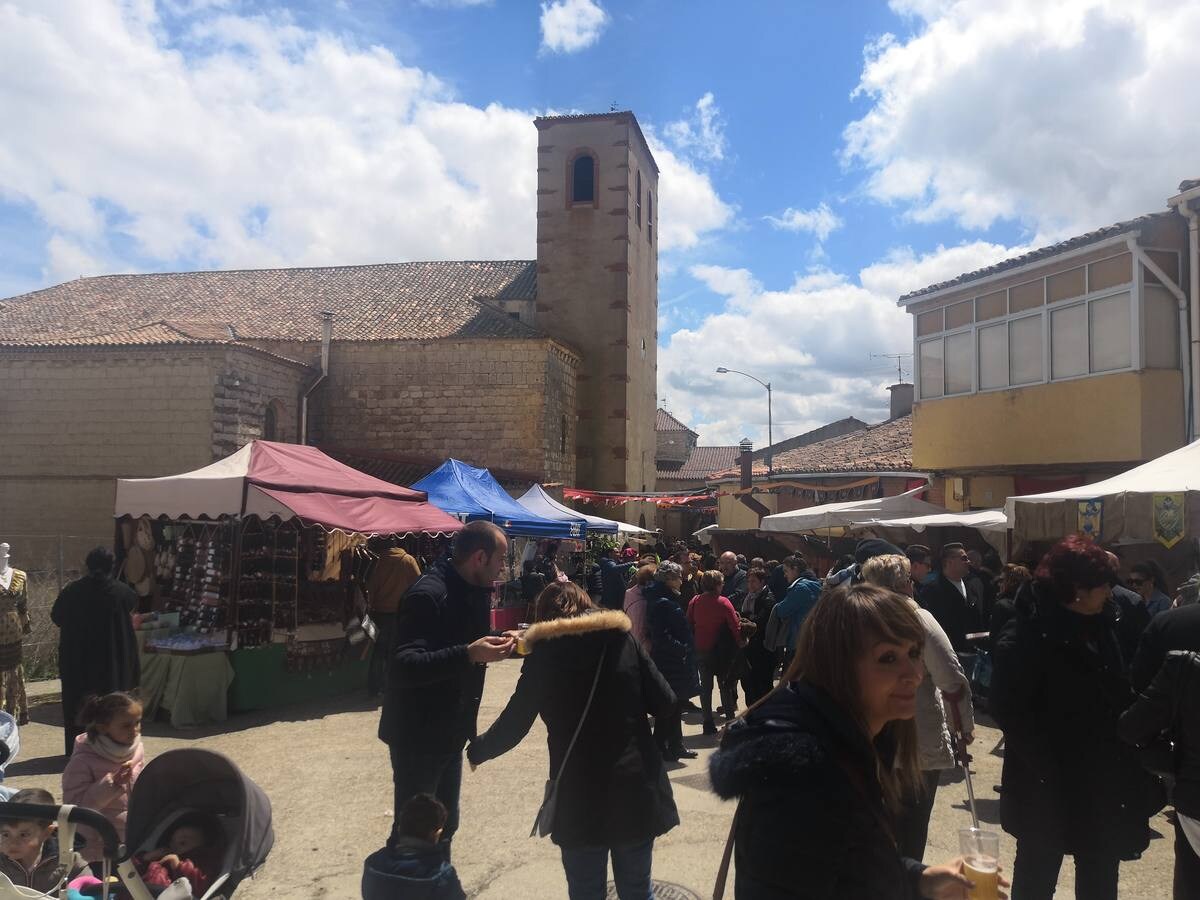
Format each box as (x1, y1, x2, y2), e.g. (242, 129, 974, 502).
(0, 2, 734, 287)
(765, 203, 843, 241)
(659, 240, 1014, 446)
(661, 92, 726, 163)
(539, 0, 608, 54)
(843, 0, 1200, 235)
(416, 0, 491, 7)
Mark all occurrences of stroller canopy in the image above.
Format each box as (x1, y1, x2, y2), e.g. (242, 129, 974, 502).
(127, 749, 272, 885)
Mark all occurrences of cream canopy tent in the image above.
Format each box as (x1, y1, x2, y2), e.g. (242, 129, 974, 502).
(516, 484, 654, 538)
(759, 486, 946, 535)
(861, 509, 1009, 533)
(1005, 438, 1200, 542)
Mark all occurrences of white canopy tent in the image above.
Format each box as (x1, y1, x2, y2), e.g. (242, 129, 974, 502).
(1005, 439, 1200, 542)
(862, 508, 1009, 533)
(759, 487, 946, 535)
(517, 484, 653, 538)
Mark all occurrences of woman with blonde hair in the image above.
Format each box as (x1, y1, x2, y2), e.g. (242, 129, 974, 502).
(860, 553, 974, 863)
(709, 583, 988, 899)
(469, 582, 679, 899)
(623, 563, 658, 653)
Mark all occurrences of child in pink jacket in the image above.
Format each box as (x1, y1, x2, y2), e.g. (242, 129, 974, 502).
(61, 692, 145, 866)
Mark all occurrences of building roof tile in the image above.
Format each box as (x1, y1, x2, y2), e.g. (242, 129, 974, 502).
(898, 211, 1175, 304)
(655, 408, 695, 434)
(0, 260, 540, 344)
(657, 445, 741, 481)
(709, 415, 914, 480)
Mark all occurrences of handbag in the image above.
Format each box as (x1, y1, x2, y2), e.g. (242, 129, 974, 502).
(530, 645, 608, 838)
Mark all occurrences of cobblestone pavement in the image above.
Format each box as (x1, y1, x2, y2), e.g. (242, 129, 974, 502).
(11, 667, 1174, 898)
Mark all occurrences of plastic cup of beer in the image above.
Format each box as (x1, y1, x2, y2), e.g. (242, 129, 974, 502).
(959, 828, 1000, 900)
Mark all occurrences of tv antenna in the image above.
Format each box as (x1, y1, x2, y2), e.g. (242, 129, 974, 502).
(871, 352, 913, 383)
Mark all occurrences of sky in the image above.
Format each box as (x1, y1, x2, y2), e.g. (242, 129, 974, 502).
(1, 0, 1198, 447)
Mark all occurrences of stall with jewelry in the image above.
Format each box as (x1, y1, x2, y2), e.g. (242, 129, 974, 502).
(114, 440, 462, 725)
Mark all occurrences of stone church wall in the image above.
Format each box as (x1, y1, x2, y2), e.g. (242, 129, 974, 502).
(307, 337, 579, 485)
(0, 346, 305, 541)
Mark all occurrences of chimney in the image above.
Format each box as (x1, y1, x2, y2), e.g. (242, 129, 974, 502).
(888, 383, 914, 420)
(739, 438, 754, 490)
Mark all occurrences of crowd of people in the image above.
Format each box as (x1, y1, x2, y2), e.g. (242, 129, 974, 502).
(373, 520, 1200, 900)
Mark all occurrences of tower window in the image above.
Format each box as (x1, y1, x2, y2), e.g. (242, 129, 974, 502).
(560, 414, 568, 454)
(571, 154, 596, 203)
(647, 193, 653, 244)
(635, 171, 642, 226)
(263, 401, 280, 441)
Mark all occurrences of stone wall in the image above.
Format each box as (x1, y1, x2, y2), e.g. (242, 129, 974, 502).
(212, 347, 306, 457)
(305, 337, 578, 484)
(0, 345, 306, 540)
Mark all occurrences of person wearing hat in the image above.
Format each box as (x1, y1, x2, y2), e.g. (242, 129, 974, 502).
(1131, 573, 1200, 692)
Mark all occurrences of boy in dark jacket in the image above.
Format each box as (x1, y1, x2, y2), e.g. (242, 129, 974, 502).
(362, 794, 466, 900)
(0, 788, 88, 893)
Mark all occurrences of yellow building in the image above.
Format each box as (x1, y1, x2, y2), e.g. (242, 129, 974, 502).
(900, 206, 1192, 510)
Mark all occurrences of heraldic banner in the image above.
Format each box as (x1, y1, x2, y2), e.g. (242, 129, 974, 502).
(1153, 492, 1186, 549)
(1077, 499, 1103, 539)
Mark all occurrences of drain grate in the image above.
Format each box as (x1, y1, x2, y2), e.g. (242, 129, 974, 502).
(605, 881, 701, 899)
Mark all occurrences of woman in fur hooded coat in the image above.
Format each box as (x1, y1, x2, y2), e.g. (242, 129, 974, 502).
(468, 582, 679, 900)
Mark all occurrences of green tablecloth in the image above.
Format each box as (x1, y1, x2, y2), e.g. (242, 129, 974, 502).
(138, 649, 234, 728)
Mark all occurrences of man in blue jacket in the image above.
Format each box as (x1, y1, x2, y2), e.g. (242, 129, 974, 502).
(599, 547, 633, 610)
(379, 521, 514, 855)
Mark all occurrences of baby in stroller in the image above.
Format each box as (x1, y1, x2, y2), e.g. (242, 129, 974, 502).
(133, 813, 223, 897)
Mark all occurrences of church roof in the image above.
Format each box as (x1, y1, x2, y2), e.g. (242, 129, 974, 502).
(0, 260, 540, 344)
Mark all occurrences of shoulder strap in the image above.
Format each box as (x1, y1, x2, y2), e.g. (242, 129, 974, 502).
(551, 644, 608, 785)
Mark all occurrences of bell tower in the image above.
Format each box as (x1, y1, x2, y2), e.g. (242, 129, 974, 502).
(533, 112, 659, 522)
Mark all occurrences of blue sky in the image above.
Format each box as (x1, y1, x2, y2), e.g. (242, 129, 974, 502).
(1, 0, 1196, 444)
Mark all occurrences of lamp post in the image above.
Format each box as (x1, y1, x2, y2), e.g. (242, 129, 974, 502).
(716, 367, 773, 476)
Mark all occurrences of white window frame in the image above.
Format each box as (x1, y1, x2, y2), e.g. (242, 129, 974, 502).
(913, 248, 1150, 401)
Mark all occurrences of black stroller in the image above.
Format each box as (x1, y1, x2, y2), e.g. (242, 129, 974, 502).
(0, 749, 272, 900)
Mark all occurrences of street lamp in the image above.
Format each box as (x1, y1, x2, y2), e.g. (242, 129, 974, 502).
(716, 367, 773, 475)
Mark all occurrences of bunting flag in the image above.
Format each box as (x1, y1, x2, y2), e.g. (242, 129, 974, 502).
(1153, 493, 1186, 549)
(1076, 499, 1103, 539)
(564, 488, 715, 508)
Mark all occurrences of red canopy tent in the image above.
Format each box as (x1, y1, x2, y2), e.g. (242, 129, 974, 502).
(116, 440, 462, 535)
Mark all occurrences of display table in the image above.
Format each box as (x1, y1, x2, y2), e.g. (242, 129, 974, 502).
(228, 644, 368, 712)
(138, 648, 235, 728)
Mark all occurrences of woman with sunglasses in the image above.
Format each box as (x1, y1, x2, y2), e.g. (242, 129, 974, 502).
(991, 535, 1156, 899)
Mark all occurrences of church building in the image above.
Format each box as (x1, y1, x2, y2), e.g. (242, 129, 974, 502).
(0, 111, 660, 540)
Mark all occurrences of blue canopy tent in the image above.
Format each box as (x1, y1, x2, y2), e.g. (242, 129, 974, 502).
(412, 459, 586, 539)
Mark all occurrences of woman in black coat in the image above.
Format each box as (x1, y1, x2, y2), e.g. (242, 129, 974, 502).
(709, 583, 981, 900)
(468, 582, 679, 900)
(739, 566, 777, 706)
(644, 561, 700, 760)
(50, 547, 140, 757)
(990, 535, 1155, 900)
(1119, 650, 1200, 899)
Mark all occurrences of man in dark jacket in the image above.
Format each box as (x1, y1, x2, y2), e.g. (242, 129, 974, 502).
(717, 552, 748, 608)
(918, 543, 984, 655)
(599, 549, 632, 610)
(1130, 574, 1200, 691)
(738, 567, 777, 705)
(379, 521, 514, 852)
(51, 547, 140, 757)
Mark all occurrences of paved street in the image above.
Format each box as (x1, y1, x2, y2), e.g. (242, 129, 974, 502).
(10, 665, 1174, 898)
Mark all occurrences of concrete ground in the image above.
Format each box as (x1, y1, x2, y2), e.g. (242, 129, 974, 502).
(13, 666, 1173, 898)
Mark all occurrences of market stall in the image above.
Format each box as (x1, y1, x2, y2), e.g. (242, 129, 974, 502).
(758, 486, 946, 535)
(114, 441, 463, 725)
(1005, 439, 1200, 545)
(857, 508, 1010, 560)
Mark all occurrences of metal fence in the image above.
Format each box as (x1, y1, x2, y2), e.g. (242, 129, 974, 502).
(6, 535, 109, 681)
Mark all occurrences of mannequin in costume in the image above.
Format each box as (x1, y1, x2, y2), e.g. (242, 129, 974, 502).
(0, 544, 31, 725)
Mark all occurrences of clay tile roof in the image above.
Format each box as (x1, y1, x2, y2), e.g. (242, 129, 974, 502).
(0, 260, 540, 344)
(656, 408, 696, 434)
(898, 211, 1176, 304)
(709, 415, 914, 480)
(657, 445, 741, 481)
